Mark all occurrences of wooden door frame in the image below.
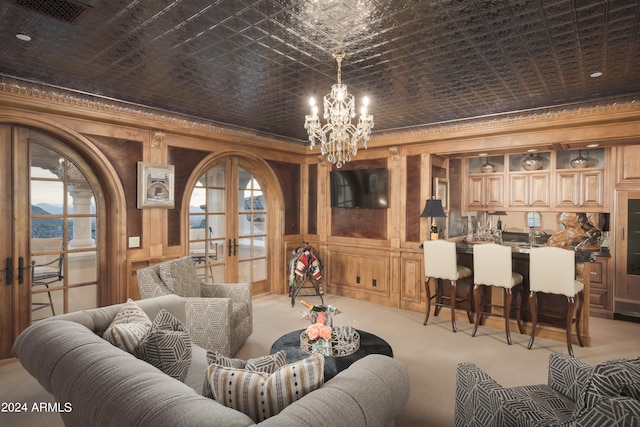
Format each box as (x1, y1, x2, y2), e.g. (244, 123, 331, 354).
(0, 113, 128, 315)
(183, 150, 285, 295)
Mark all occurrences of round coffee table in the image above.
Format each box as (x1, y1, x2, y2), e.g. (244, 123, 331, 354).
(270, 329, 393, 381)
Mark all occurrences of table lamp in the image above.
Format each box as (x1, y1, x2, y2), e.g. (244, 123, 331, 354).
(420, 198, 447, 240)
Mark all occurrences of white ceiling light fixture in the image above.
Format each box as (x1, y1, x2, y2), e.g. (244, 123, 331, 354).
(304, 53, 374, 168)
(16, 33, 31, 41)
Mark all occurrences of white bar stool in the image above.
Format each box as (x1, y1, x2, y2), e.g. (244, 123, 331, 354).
(472, 243, 524, 344)
(528, 246, 585, 357)
(423, 240, 473, 332)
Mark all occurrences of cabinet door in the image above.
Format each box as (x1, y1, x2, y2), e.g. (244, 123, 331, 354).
(359, 255, 388, 293)
(508, 174, 528, 207)
(528, 173, 550, 207)
(485, 175, 504, 207)
(330, 252, 353, 287)
(556, 172, 578, 206)
(581, 170, 603, 207)
(467, 175, 486, 209)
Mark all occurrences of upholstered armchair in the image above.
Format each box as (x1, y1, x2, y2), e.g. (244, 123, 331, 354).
(137, 256, 252, 356)
(455, 352, 640, 426)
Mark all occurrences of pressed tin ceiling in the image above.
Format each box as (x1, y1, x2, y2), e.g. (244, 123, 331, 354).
(1, 0, 639, 143)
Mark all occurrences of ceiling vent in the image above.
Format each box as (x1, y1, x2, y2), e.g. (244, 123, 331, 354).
(11, 0, 91, 24)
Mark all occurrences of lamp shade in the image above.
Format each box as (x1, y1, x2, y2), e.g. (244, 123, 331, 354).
(420, 199, 446, 218)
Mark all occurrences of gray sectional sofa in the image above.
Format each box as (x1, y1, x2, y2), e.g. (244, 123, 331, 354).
(13, 295, 410, 426)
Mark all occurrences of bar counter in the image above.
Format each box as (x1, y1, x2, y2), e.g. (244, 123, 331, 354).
(453, 242, 595, 347)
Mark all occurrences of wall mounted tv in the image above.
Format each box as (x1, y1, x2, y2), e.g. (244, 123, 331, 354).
(330, 168, 388, 209)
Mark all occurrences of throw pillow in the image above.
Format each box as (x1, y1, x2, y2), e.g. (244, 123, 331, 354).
(207, 353, 324, 422)
(102, 299, 152, 353)
(202, 350, 287, 399)
(136, 309, 192, 382)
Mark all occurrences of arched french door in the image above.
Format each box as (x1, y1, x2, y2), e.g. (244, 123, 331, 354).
(188, 155, 279, 295)
(0, 125, 105, 358)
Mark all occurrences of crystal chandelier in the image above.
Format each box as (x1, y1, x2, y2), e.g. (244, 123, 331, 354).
(304, 53, 374, 168)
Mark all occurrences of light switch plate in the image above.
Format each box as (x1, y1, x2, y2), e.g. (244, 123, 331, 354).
(128, 236, 140, 248)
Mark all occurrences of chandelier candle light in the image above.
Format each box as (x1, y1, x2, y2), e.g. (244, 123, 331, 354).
(304, 53, 374, 168)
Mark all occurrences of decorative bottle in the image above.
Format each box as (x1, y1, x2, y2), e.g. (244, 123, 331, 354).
(430, 220, 439, 240)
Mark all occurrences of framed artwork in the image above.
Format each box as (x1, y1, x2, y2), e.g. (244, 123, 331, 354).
(435, 178, 450, 212)
(137, 162, 175, 209)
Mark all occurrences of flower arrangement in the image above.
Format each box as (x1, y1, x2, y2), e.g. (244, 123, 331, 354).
(304, 322, 333, 356)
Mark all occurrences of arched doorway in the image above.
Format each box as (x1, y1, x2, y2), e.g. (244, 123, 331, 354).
(186, 154, 283, 296)
(0, 122, 126, 359)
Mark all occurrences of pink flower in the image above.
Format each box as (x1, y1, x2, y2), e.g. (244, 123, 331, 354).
(316, 312, 327, 324)
(319, 325, 332, 340)
(305, 322, 332, 342)
(306, 324, 320, 340)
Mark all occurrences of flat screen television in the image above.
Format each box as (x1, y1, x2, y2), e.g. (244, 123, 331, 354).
(330, 168, 388, 209)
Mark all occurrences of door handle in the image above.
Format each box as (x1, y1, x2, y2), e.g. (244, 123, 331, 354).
(4, 257, 12, 285)
(227, 238, 239, 256)
(18, 256, 25, 284)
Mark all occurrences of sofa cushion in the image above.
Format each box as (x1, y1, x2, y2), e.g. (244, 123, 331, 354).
(208, 353, 325, 422)
(160, 257, 201, 297)
(136, 309, 192, 381)
(201, 350, 287, 399)
(102, 299, 152, 353)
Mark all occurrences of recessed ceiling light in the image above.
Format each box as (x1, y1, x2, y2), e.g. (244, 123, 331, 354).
(16, 33, 31, 41)
(590, 71, 603, 78)
(526, 148, 538, 152)
(586, 143, 599, 148)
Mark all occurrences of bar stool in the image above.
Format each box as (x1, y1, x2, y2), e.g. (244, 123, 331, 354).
(472, 243, 524, 344)
(423, 240, 473, 332)
(528, 246, 584, 357)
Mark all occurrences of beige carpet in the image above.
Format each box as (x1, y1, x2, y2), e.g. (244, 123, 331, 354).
(2, 293, 640, 426)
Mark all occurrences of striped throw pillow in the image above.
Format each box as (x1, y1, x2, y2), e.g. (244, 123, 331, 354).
(207, 353, 325, 422)
(202, 350, 287, 399)
(103, 299, 152, 353)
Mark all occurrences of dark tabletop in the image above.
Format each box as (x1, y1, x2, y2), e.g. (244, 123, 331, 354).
(270, 329, 393, 381)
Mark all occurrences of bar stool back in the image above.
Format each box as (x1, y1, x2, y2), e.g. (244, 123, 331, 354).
(528, 246, 585, 356)
(472, 243, 524, 344)
(423, 240, 473, 332)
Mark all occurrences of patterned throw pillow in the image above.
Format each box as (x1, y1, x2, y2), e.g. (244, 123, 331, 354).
(136, 309, 192, 381)
(201, 350, 287, 399)
(102, 299, 152, 353)
(207, 353, 324, 422)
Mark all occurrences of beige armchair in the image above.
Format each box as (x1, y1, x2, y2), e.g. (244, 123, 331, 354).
(136, 256, 252, 356)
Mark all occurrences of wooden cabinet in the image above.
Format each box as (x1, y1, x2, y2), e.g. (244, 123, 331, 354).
(329, 250, 389, 295)
(589, 256, 613, 318)
(508, 172, 550, 207)
(556, 170, 603, 209)
(467, 174, 504, 210)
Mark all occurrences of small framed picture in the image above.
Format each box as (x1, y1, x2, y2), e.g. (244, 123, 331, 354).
(435, 177, 450, 212)
(137, 162, 175, 209)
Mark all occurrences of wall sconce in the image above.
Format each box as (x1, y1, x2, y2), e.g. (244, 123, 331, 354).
(420, 198, 447, 240)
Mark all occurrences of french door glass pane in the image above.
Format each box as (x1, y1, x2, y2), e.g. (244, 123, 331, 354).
(190, 164, 226, 282)
(30, 142, 98, 321)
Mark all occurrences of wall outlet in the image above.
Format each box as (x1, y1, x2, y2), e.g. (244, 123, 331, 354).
(128, 236, 140, 248)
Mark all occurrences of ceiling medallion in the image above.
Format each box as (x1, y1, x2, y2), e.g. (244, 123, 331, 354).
(304, 53, 374, 168)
